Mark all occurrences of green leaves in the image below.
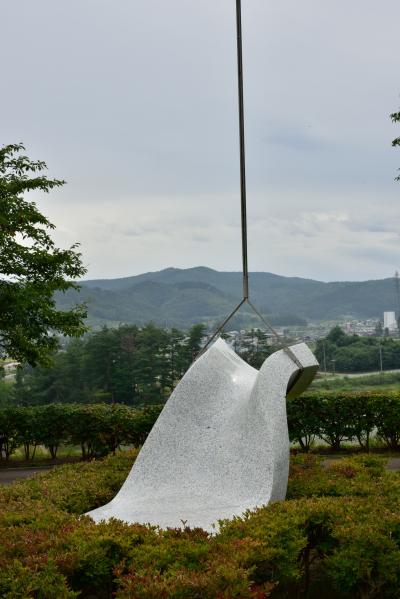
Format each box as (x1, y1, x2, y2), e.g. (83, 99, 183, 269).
(391, 109, 400, 179)
(4, 390, 400, 462)
(315, 328, 400, 373)
(0, 403, 163, 461)
(288, 391, 400, 452)
(12, 323, 206, 406)
(0, 143, 87, 366)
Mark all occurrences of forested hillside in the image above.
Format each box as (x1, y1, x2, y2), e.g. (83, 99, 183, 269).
(55, 267, 399, 329)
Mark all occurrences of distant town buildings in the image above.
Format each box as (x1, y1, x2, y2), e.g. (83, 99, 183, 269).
(342, 319, 378, 336)
(222, 316, 399, 348)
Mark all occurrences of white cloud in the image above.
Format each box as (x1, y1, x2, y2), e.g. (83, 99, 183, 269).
(2, 0, 400, 281)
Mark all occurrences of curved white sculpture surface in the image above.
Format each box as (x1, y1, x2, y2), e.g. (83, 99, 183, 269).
(86, 339, 318, 532)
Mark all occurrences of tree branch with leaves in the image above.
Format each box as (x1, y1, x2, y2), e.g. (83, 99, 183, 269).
(391, 109, 400, 181)
(0, 143, 87, 365)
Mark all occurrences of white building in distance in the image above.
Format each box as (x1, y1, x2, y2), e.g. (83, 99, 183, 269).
(384, 311, 397, 332)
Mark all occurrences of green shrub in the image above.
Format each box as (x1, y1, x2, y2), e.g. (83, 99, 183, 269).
(291, 391, 400, 452)
(374, 393, 400, 450)
(310, 393, 353, 451)
(0, 406, 24, 460)
(1, 451, 400, 597)
(0, 403, 163, 461)
(4, 392, 400, 460)
(68, 404, 134, 458)
(35, 404, 72, 458)
(13, 406, 41, 460)
(343, 393, 378, 451)
(287, 394, 321, 450)
(287, 453, 388, 500)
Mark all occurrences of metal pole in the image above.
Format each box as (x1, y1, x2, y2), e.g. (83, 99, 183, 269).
(196, 298, 246, 359)
(236, 0, 249, 300)
(194, 2, 304, 369)
(247, 299, 303, 369)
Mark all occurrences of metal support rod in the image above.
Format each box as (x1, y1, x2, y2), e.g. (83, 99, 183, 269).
(193, 2, 303, 370)
(236, 0, 249, 300)
(196, 298, 246, 359)
(247, 300, 303, 370)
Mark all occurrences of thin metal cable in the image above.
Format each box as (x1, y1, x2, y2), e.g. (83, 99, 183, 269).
(247, 300, 303, 369)
(196, 298, 246, 360)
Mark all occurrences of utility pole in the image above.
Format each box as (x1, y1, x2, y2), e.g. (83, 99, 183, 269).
(379, 343, 383, 376)
(322, 341, 327, 377)
(331, 359, 336, 376)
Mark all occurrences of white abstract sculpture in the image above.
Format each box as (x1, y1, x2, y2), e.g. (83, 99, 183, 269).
(87, 339, 318, 532)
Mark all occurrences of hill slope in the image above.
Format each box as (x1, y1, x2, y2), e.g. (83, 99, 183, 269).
(55, 267, 398, 329)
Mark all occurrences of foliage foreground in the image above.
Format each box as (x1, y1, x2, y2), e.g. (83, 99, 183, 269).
(0, 143, 87, 366)
(1, 451, 400, 598)
(3, 389, 400, 464)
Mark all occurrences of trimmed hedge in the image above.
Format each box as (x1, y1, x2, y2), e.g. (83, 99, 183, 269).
(2, 391, 400, 461)
(1, 451, 400, 597)
(288, 391, 400, 451)
(0, 404, 163, 461)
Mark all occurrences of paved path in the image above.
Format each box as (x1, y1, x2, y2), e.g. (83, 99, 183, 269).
(0, 467, 54, 485)
(386, 458, 400, 471)
(317, 369, 400, 379)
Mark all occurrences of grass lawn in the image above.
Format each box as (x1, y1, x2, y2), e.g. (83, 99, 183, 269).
(311, 370, 400, 392)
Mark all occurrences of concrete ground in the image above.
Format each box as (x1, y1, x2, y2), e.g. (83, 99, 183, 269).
(0, 466, 54, 485)
(386, 458, 400, 471)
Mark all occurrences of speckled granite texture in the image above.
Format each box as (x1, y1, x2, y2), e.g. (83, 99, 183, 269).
(86, 339, 318, 531)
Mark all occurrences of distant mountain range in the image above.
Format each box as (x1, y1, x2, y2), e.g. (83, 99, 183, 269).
(55, 267, 399, 330)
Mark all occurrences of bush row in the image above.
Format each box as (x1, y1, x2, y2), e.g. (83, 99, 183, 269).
(0, 404, 163, 461)
(288, 391, 400, 451)
(1, 450, 400, 597)
(2, 390, 400, 461)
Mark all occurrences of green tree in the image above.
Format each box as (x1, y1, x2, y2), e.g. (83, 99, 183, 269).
(163, 328, 187, 390)
(131, 324, 171, 403)
(0, 407, 23, 460)
(391, 108, 400, 180)
(326, 325, 347, 345)
(9, 323, 215, 407)
(35, 404, 71, 459)
(316, 328, 400, 373)
(14, 338, 90, 405)
(186, 323, 206, 363)
(0, 363, 11, 407)
(84, 325, 146, 404)
(0, 143, 87, 366)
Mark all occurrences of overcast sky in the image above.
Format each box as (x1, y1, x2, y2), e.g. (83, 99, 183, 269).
(2, 0, 400, 282)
